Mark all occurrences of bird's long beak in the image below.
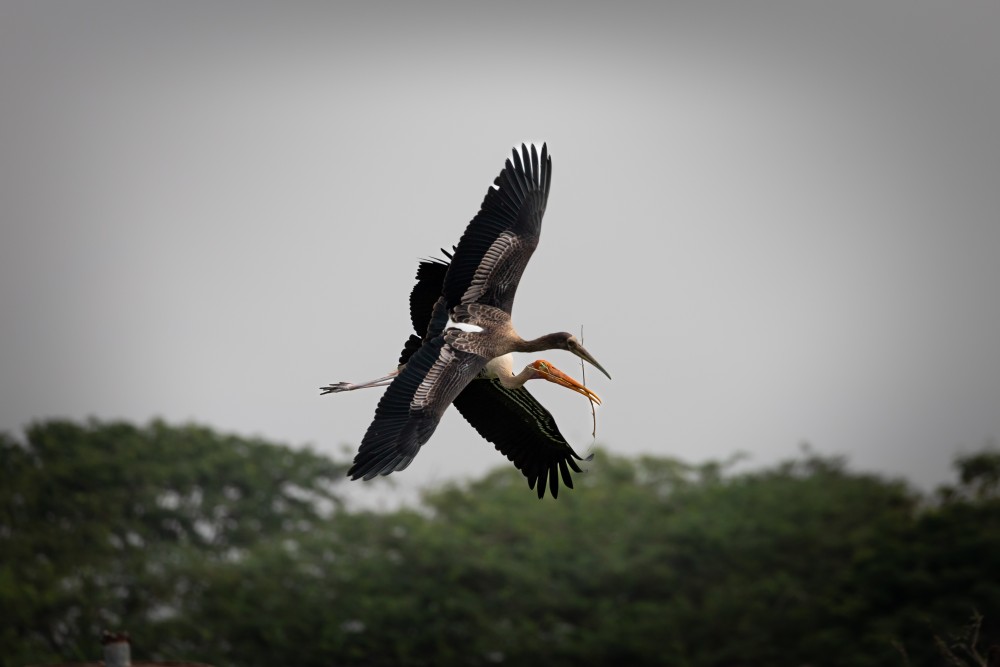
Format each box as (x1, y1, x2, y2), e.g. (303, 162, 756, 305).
(532, 361, 602, 405)
(572, 344, 612, 381)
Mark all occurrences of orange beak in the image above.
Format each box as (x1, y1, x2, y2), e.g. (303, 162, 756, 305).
(530, 360, 602, 405)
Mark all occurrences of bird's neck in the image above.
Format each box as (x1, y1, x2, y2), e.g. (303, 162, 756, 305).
(498, 365, 536, 390)
(513, 332, 564, 353)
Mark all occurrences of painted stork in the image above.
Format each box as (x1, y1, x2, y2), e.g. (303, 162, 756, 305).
(323, 143, 610, 498)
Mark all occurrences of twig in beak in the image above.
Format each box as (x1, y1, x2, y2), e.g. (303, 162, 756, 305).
(580, 325, 597, 438)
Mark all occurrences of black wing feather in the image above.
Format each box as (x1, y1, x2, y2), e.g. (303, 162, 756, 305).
(398, 248, 453, 367)
(397, 334, 423, 367)
(408, 248, 452, 337)
(350, 336, 445, 480)
(442, 143, 551, 313)
(452, 379, 593, 499)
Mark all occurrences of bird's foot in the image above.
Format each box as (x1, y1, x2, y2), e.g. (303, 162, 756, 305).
(320, 382, 356, 394)
(320, 372, 397, 395)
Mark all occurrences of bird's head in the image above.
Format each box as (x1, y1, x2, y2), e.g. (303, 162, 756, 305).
(553, 333, 612, 381)
(529, 359, 602, 405)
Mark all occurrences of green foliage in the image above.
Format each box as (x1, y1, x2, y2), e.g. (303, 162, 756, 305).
(2, 419, 998, 667)
(0, 419, 346, 667)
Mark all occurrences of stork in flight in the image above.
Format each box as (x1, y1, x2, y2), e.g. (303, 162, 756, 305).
(322, 143, 610, 498)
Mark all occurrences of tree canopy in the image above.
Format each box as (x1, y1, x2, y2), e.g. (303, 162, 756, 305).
(2, 419, 997, 666)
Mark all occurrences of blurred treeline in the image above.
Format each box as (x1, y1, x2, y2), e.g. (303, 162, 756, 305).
(2, 420, 998, 667)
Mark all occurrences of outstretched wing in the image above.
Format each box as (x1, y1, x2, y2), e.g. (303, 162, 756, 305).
(442, 143, 551, 315)
(452, 379, 593, 499)
(350, 335, 487, 480)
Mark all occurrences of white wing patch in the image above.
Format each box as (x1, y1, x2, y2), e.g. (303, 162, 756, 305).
(446, 318, 484, 333)
(462, 231, 518, 305)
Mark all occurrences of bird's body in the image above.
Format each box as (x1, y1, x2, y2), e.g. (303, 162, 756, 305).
(323, 144, 610, 498)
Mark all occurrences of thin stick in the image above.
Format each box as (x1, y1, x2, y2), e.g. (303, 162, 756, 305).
(580, 325, 597, 438)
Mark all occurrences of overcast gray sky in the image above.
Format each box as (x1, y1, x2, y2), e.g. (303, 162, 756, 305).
(2, 2, 998, 503)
